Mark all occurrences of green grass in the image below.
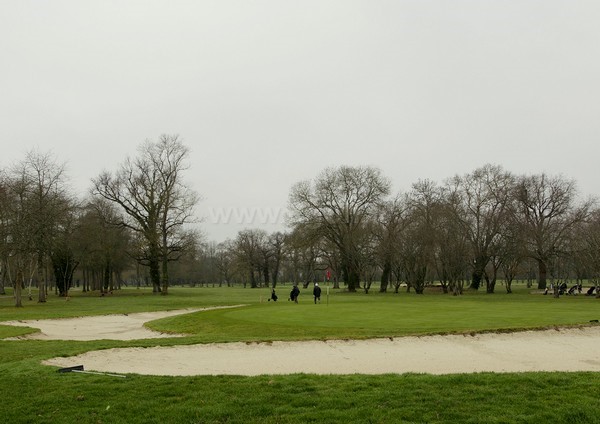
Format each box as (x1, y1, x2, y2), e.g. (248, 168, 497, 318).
(1, 283, 599, 423)
(150, 288, 600, 343)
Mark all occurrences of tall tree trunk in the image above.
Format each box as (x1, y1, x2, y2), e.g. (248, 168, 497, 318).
(470, 257, 487, 290)
(505, 276, 513, 294)
(537, 259, 547, 290)
(37, 255, 47, 303)
(486, 267, 498, 294)
(93, 269, 100, 291)
(486, 278, 496, 293)
(345, 267, 360, 292)
(145, 225, 162, 293)
(271, 257, 280, 289)
(0, 265, 6, 295)
(413, 280, 425, 294)
(452, 279, 464, 296)
(14, 268, 23, 307)
(37, 269, 47, 303)
(103, 263, 111, 292)
(161, 230, 169, 295)
(249, 269, 258, 288)
(161, 255, 169, 295)
(82, 267, 88, 292)
(149, 257, 161, 293)
(380, 260, 391, 293)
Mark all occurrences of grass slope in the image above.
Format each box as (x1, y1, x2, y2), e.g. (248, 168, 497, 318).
(0, 283, 599, 423)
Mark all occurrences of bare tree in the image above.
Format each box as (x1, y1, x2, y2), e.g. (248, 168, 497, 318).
(2, 150, 73, 305)
(356, 222, 379, 294)
(199, 241, 220, 286)
(573, 207, 600, 297)
(215, 240, 236, 286)
(288, 165, 390, 292)
(374, 195, 408, 293)
(233, 229, 268, 288)
(72, 199, 131, 293)
(3, 167, 31, 306)
(284, 226, 322, 288)
(0, 171, 10, 296)
(447, 164, 515, 292)
(166, 232, 205, 286)
(92, 135, 199, 294)
(432, 189, 470, 295)
(514, 173, 592, 293)
(497, 230, 527, 294)
(268, 231, 286, 288)
(50, 216, 79, 297)
(400, 180, 439, 294)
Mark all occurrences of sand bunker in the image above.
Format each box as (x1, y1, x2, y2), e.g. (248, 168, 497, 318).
(43, 327, 600, 376)
(2, 306, 243, 341)
(3, 308, 599, 375)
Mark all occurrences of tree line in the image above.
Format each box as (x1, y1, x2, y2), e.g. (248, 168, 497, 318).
(213, 164, 598, 299)
(0, 136, 198, 306)
(2, 139, 599, 305)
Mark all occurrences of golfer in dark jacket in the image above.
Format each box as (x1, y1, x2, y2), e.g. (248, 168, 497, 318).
(290, 285, 300, 303)
(313, 283, 322, 304)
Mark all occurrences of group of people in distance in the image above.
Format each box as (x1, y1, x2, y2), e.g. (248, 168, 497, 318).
(268, 283, 322, 304)
(543, 282, 597, 296)
(290, 283, 321, 304)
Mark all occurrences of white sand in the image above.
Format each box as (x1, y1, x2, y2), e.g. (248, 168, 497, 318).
(3, 308, 599, 376)
(1, 306, 243, 341)
(42, 327, 600, 376)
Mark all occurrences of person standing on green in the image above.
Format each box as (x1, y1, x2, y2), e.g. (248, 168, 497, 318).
(313, 283, 322, 304)
(290, 285, 300, 303)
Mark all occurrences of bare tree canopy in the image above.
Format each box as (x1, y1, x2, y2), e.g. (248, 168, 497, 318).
(91, 135, 199, 294)
(514, 173, 593, 292)
(288, 165, 390, 292)
(447, 164, 515, 292)
(0, 150, 74, 305)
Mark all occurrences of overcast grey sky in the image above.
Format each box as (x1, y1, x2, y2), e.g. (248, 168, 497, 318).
(2, 1, 599, 242)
